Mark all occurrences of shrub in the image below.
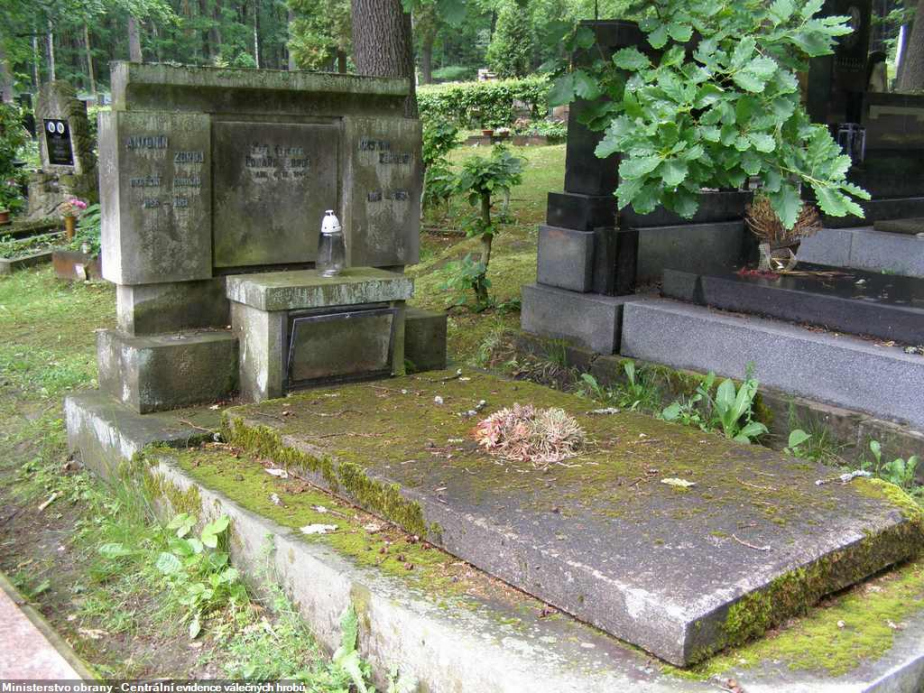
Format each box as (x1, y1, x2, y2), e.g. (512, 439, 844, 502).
(485, 1, 535, 79)
(0, 103, 28, 213)
(432, 65, 477, 82)
(418, 76, 548, 129)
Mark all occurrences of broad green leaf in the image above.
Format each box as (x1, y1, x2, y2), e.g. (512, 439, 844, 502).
(614, 47, 650, 71)
(188, 617, 201, 640)
(615, 178, 644, 209)
(661, 45, 686, 68)
(763, 167, 782, 192)
(660, 159, 689, 187)
(788, 429, 811, 449)
(745, 55, 778, 80)
(548, 74, 575, 107)
(732, 70, 766, 93)
(156, 551, 183, 575)
(749, 132, 776, 152)
(800, 0, 825, 20)
(630, 182, 661, 215)
(734, 135, 752, 151)
(669, 187, 700, 218)
(699, 125, 721, 142)
(574, 25, 597, 49)
(648, 25, 669, 49)
(573, 70, 601, 100)
(769, 0, 795, 24)
(814, 185, 848, 217)
(769, 96, 796, 121)
(99, 543, 132, 559)
(840, 181, 871, 200)
(741, 151, 762, 175)
(201, 515, 230, 549)
(620, 155, 662, 179)
(768, 184, 803, 229)
(731, 37, 756, 68)
(668, 22, 693, 43)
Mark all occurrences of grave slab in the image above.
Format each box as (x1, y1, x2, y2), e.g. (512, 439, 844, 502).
(799, 226, 924, 279)
(404, 307, 448, 372)
(661, 264, 924, 345)
(222, 371, 924, 666)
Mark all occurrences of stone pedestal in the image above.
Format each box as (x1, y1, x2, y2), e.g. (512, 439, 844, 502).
(226, 268, 413, 402)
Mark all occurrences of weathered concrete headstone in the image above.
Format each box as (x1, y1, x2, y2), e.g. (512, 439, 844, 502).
(28, 81, 98, 219)
(91, 62, 442, 413)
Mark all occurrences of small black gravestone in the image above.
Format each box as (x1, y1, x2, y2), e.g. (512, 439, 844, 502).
(43, 118, 74, 166)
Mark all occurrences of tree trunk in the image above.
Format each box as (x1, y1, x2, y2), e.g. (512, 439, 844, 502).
(420, 32, 434, 84)
(32, 30, 41, 88)
(337, 50, 347, 73)
(350, 0, 417, 116)
(0, 43, 13, 103)
(287, 8, 296, 69)
(47, 21, 56, 81)
(252, 0, 261, 68)
(199, 0, 212, 60)
(83, 24, 97, 98)
(128, 16, 143, 63)
(212, 0, 224, 57)
(898, 0, 924, 91)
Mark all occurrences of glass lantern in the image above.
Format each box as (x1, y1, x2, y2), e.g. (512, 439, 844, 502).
(317, 210, 345, 277)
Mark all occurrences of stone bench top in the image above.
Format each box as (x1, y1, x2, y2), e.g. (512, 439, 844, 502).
(226, 267, 414, 312)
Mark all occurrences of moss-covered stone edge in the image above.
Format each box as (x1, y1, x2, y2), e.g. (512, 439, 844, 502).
(693, 479, 924, 665)
(220, 412, 438, 540)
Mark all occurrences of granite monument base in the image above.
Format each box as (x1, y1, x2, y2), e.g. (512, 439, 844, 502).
(662, 264, 924, 345)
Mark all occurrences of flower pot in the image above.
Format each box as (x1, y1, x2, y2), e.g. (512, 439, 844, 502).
(0, 209, 9, 226)
(64, 214, 76, 241)
(482, 129, 494, 137)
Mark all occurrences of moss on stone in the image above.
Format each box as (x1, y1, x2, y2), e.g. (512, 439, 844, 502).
(220, 414, 433, 538)
(668, 554, 924, 680)
(142, 467, 202, 517)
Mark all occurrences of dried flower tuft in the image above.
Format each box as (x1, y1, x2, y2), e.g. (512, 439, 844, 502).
(473, 403, 586, 469)
(746, 194, 822, 247)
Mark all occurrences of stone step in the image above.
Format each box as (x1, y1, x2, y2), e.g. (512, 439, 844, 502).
(798, 226, 924, 279)
(220, 371, 924, 666)
(621, 298, 924, 430)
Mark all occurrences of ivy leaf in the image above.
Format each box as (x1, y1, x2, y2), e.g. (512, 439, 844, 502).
(573, 70, 601, 100)
(614, 47, 651, 71)
(648, 24, 669, 49)
(748, 132, 776, 152)
(668, 22, 693, 43)
(768, 184, 803, 229)
(660, 159, 689, 187)
(548, 74, 575, 106)
(620, 155, 662, 180)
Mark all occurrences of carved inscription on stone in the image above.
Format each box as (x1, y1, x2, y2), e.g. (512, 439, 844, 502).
(212, 120, 340, 268)
(100, 111, 212, 285)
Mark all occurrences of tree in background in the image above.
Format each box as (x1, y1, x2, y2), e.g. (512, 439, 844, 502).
(350, 0, 416, 115)
(484, 0, 534, 77)
(288, 0, 351, 71)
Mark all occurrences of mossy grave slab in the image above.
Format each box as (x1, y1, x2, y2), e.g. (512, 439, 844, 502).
(222, 370, 923, 667)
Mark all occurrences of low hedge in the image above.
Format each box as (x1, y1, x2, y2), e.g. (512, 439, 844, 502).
(418, 76, 549, 129)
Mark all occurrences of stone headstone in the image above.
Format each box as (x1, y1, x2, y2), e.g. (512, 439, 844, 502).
(28, 81, 98, 219)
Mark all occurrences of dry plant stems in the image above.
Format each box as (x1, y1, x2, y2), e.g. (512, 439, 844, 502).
(473, 404, 586, 469)
(746, 194, 822, 248)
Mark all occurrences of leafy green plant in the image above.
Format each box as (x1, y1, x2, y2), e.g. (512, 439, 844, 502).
(711, 376, 768, 443)
(101, 513, 247, 639)
(660, 372, 716, 429)
(783, 428, 812, 456)
(440, 254, 491, 310)
(0, 102, 28, 214)
(422, 117, 460, 208)
(862, 439, 920, 493)
(450, 146, 524, 308)
(550, 0, 870, 228)
(577, 361, 661, 412)
(70, 202, 102, 256)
